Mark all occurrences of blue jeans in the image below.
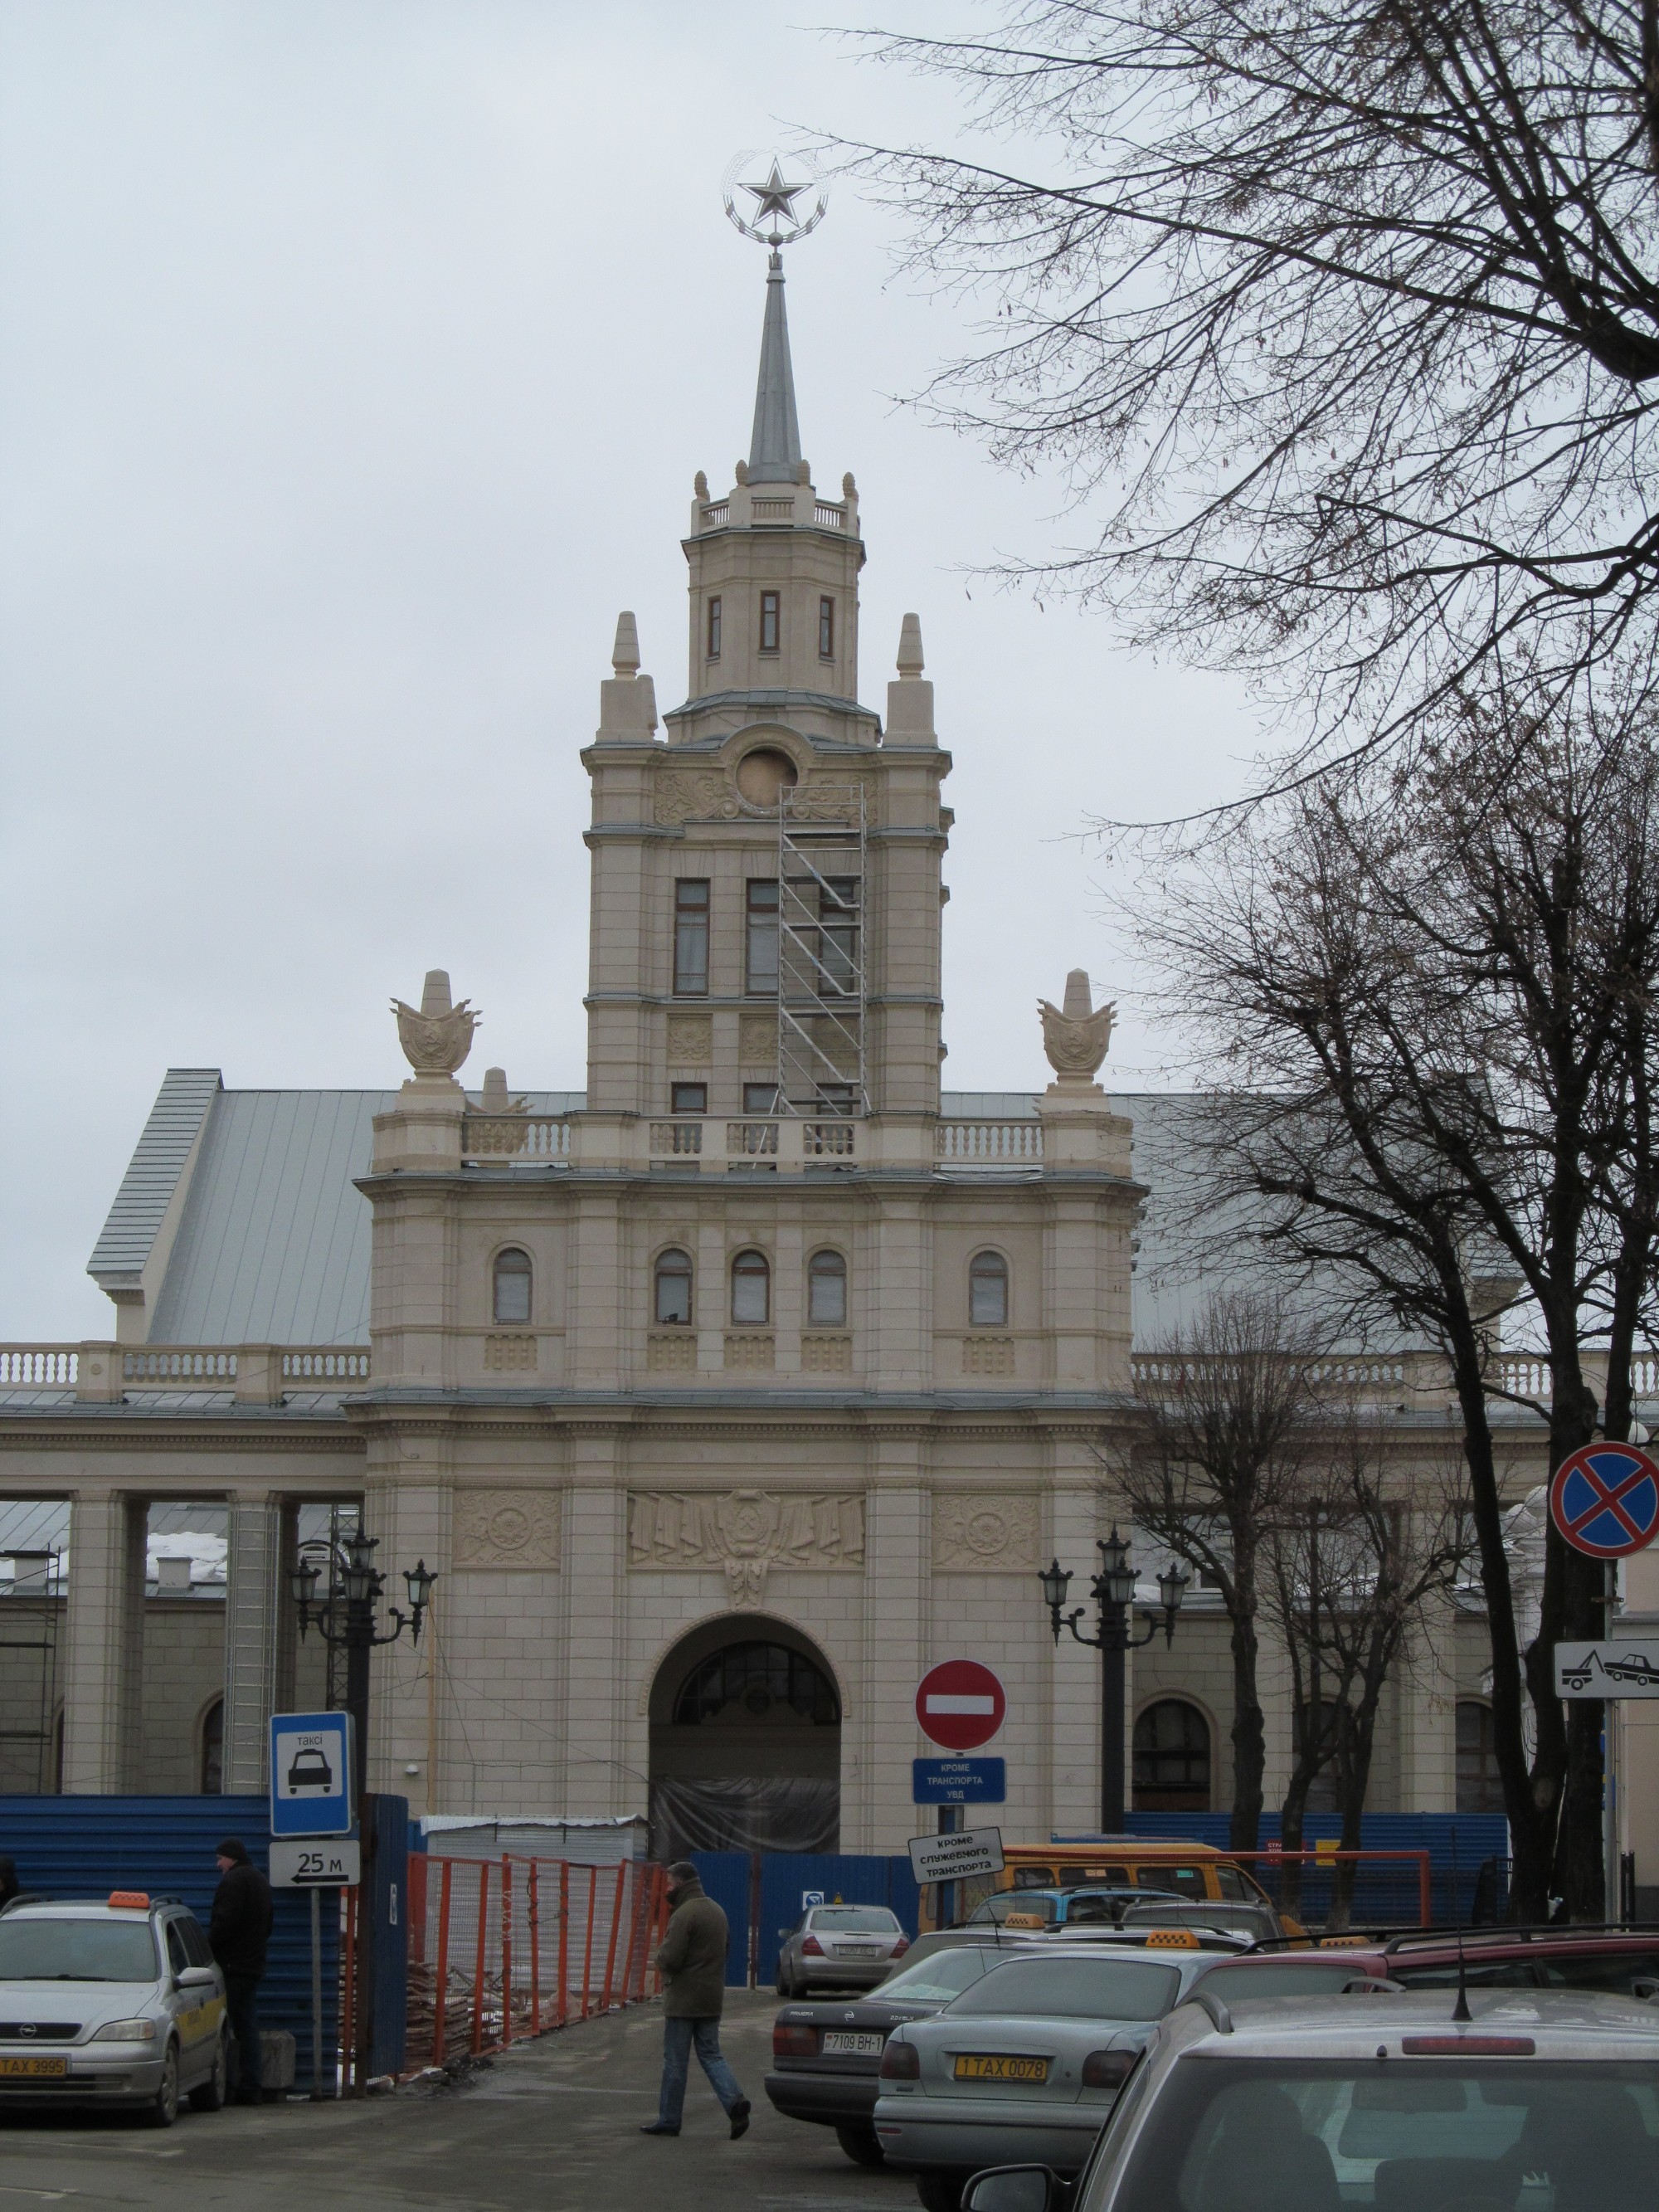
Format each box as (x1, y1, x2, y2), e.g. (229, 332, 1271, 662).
(657, 2015, 744, 2127)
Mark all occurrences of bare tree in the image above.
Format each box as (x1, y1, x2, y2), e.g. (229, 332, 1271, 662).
(1263, 1422, 1471, 1926)
(837, 3, 1659, 777)
(1138, 689, 1659, 1917)
(1125, 1289, 1325, 1852)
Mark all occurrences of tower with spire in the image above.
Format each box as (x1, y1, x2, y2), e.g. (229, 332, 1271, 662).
(582, 246, 951, 1133)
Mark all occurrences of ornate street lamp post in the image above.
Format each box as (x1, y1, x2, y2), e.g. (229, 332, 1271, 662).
(1039, 1529, 1188, 1832)
(289, 1529, 435, 1807)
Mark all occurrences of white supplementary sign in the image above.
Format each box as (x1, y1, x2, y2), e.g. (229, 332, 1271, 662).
(1555, 1641, 1659, 1698)
(268, 1839, 361, 1888)
(907, 1826, 1005, 1887)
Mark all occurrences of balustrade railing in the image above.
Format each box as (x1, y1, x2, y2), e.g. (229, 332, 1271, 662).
(0, 1346, 78, 1386)
(936, 1119, 1044, 1164)
(461, 1114, 570, 1162)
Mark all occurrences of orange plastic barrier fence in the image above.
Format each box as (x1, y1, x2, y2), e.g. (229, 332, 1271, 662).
(405, 1854, 668, 2072)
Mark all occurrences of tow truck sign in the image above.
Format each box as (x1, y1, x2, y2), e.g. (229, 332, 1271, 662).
(1555, 1641, 1659, 1698)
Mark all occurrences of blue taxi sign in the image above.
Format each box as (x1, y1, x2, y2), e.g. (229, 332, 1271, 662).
(1549, 1444, 1659, 1559)
(269, 1710, 353, 1837)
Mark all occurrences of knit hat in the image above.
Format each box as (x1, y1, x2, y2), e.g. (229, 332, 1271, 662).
(216, 1837, 251, 1864)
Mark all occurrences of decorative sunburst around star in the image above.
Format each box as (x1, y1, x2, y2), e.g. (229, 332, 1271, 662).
(722, 150, 830, 248)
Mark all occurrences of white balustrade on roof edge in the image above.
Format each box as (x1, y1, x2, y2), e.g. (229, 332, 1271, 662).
(461, 1114, 572, 1162)
(0, 1345, 371, 1393)
(936, 1119, 1044, 1165)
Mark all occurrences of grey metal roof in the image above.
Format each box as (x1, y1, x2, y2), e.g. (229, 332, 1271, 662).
(85, 1067, 221, 1290)
(747, 251, 803, 484)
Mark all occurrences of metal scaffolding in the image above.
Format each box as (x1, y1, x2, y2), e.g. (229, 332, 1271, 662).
(0, 1549, 63, 1793)
(776, 782, 868, 1117)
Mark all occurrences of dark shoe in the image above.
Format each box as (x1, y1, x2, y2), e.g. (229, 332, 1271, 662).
(639, 2122, 680, 2136)
(729, 2098, 752, 2140)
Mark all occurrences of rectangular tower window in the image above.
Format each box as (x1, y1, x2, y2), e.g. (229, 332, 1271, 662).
(818, 876, 859, 995)
(743, 1080, 778, 1115)
(673, 879, 709, 996)
(819, 597, 834, 658)
(746, 878, 779, 995)
(670, 1082, 708, 1115)
(707, 596, 722, 659)
(759, 591, 781, 654)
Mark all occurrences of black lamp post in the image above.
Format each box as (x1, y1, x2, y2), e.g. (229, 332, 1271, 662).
(1039, 1529, 1188, 1832)
(289, 1530, 435, 1808)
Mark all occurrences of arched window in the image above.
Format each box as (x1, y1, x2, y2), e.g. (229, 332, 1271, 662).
(1133, 1699, 1210, 1812)
(807, 1250, 847, 1328)
(674, 1641, 839, 1726)
(493, 1247, 533, 1326)
(654, 1248, 693, 1327)
(1457, 1700, 1503, 1813)
(200, 1697, 223, 1796)
(969, 1250, 1009, 1327)
(731, 1248, 771, 1326)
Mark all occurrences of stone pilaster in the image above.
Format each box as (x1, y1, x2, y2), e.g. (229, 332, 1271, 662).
(222, 1493, 283, 1794)
(859, 1444, 930, 1851)
(561, 1440, 629, 1820)
(61, 1493, 145, 1793)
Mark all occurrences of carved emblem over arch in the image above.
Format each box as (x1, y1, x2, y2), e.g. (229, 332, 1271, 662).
(628, 1488, 864, 1604)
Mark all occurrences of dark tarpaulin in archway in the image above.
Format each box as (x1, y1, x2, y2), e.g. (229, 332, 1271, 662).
(650, 1776, 838, 1860)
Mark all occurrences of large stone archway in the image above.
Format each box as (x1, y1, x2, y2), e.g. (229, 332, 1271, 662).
(647, 1613, 841, 1859)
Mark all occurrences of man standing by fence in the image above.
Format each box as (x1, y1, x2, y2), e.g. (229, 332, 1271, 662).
(640, 1860, 750, 2140)
(210, 1838, 273, 2107)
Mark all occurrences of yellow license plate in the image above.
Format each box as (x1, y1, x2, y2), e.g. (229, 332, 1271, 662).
(954, 2054, 1048, 2083)
(0, 2057, 66, 2078)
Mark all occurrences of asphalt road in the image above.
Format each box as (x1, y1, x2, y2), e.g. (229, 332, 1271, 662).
(0, 1993, 913, 2212)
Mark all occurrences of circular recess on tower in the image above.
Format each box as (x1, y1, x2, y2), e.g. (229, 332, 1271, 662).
(735, 747, 799, 806)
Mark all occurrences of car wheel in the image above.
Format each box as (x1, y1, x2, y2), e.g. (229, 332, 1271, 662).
(188, 2029, 229, 2112)
(834, 2122, 884, 2170)
(914, 2174, 968, 2212)
(144, 2044, 180, 2129)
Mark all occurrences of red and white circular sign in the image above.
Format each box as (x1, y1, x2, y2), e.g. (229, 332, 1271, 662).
(916, 1659, 1006, 1752)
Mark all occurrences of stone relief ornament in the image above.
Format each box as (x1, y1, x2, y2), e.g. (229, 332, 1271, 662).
(934, 1493, 1039, 1573)
(394, 969, 479, 1078)
(667, 1015, 713, 1065)
(654, 771, 734, 826)
(738, 1013, 776, 1062)
(1039, 969, 1115, 1083)
(629, 1488, 864, 1605)
(454, 1489, 562, 1570)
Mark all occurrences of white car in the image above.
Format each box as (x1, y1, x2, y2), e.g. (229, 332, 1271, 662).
(961, 1985, 1659, 2212)
(776, 1903, 911, 1995)
(0, 1891, 229, 2127)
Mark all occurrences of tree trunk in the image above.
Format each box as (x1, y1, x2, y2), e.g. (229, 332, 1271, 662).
(1228, 1609, 1266, 1854)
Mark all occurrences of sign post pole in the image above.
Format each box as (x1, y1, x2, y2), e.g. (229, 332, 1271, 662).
(310, 1886, 324, 2101)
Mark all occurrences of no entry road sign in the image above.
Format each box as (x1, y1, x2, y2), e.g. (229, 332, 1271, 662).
(1549, 1443, 1659, 1559)
(916, 1659, 1006, 1752)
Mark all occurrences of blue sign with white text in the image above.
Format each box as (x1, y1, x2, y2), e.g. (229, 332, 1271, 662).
(269, 1710, 353, 1838)
(913, 1757, 1005, 1805)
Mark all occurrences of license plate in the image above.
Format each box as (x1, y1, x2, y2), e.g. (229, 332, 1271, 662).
(822, 2032, 885, 2056)
(954, 2054, 1049, 2083)
(834, 1945, 879, 1958)
(0, 2057, 67, 2078)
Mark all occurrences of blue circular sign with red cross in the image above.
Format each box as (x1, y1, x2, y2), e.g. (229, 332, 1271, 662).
(1549, 1443, 1659, 1558)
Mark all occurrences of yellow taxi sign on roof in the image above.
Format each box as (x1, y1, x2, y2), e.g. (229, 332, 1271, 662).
(1003, 1912, 1047, 1929)
(107, 1890, 150, 1910)
(1143, 1928, 1199, 1947)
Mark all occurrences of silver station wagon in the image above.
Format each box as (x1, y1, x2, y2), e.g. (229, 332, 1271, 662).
(0, 1892, 229, 2127)
(874, 1942, 1235, 2210)
(962, 1985, 1659, 2212)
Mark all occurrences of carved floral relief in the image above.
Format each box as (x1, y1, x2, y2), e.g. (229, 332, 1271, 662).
(933, 1493, 1039, 1572)
(453, 1488, 562, 1571)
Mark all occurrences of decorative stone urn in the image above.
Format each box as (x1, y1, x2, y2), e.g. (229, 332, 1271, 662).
(1039, 968, 1115, 1089)
(392, 970, 479, 1080)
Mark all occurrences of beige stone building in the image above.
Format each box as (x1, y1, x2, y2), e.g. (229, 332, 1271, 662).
(0, 255, 1549, 1852)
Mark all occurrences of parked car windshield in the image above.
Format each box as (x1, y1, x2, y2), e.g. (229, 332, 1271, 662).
(809, 1907, 898, 1932)
(951, 1955, 1181, 2020)
(877, 1946, 1002, 2003)
(1194, 1961, 1370, 2000)
(0, 1918, 158, 1982)
(1097, 2059, 1659, 2212)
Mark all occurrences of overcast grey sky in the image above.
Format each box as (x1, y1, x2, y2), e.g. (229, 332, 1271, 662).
(0, 0, 1262, 1341)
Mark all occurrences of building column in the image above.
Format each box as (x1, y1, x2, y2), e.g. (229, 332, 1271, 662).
(222, 1493, 284, 1795)
(1048, 1450, 1106, 1835)
(1396, 1588, 1457, 1814)
(860, 1444, 928, 1853)
(367, 1451, 452, 1810)
(562, 1436, 629, 1819)
(61, 1492, 145, 1793)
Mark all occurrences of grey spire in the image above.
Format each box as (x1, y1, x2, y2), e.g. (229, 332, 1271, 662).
(747, 250, 803, 484)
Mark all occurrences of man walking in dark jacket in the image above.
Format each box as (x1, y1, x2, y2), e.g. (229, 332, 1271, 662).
(209, 1839, 273, 2106)
(640, 1860, 750, 2139)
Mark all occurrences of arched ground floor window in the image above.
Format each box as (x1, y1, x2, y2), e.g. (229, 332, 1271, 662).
(1133, 1698, 1211, 1812)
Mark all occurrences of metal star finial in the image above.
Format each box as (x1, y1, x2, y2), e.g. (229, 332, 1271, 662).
(741, 158, 811, 233)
